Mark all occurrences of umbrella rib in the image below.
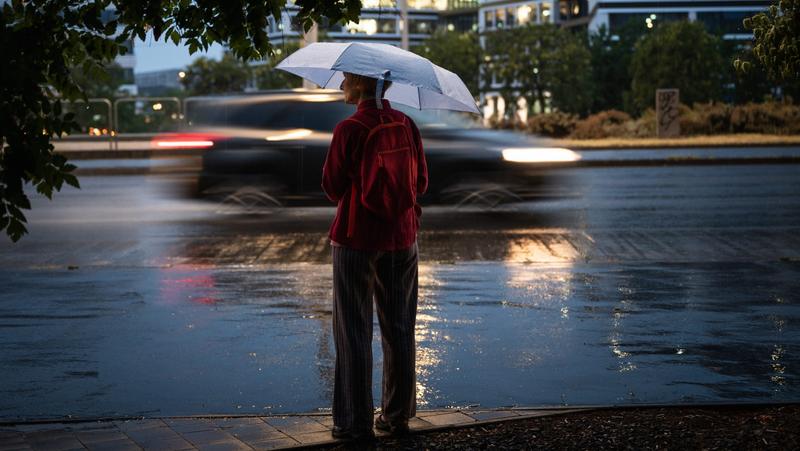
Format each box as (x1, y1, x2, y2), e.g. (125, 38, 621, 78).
(321, 70, 337, 89)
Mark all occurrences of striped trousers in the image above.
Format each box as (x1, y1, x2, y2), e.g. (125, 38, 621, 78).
(331, 242, 419, 433)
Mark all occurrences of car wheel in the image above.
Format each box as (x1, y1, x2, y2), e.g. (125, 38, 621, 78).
(439, 180, 523, 209)
(209, 183, 287, 215)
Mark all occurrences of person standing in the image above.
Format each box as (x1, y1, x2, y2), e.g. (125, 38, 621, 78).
(322, 72, 428, 440)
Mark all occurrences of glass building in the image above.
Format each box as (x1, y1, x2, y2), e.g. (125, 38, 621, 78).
(267, 0, 480, 47)
(581, 0, 771, 38)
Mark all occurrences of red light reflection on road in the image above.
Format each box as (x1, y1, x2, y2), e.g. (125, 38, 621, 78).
(159, 264, 220, 306)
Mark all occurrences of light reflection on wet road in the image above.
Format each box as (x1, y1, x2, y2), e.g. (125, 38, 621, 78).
(0, 164, 798, 421)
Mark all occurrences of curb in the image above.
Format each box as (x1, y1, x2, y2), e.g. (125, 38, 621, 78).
(555, 141, 800, 151)
(3, 401, 796, 427)
(60, 149, 204, 160)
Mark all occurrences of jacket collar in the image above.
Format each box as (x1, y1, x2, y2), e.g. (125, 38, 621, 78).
(357, 98, 391, 112)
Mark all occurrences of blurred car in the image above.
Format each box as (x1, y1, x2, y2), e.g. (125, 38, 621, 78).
(152, 89, 579, 207)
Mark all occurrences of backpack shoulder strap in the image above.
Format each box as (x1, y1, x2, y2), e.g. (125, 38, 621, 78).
(342, 117, 371, 239)
(343, 117, 371, 131)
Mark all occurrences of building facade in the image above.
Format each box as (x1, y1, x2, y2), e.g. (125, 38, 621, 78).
(125, 1, 770, 120)
(267, 0, 479, 47)
(582, 0, 771, 38)
(135, 69, 186, 96)
(101, 8, 137, 95)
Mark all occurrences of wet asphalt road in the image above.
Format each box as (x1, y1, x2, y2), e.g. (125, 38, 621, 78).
(0, 164, 798, 421)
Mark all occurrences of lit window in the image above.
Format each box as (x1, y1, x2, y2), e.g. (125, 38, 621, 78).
(407, 0, 448, 10)
(484, 9, 495, 29)
(410, 19, 435, 34)
(518, 4, 532, 25)
(362, 0, 395, 7)
(541, 2, 552, 23)
(496, 8, 506, 28)
(506, 7, 516, 27)
(346, 19, 378, 34)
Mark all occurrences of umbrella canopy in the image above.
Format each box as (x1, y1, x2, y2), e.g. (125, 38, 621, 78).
(275, 42, 480, 115)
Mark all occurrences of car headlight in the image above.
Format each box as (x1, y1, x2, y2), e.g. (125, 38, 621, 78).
(265, 128, 313, 141)
(501, 147, 580, 163)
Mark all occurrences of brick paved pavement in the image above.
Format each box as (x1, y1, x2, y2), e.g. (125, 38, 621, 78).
(0, 408, 587, 450)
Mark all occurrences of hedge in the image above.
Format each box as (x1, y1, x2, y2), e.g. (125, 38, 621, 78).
(513, 100, 800, 138)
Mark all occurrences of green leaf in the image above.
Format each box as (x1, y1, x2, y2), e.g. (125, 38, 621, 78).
(36, 182, 54, 200)
(62, 173, 80, 189)
(6, 218, 27, 242)
(15, 193, 31, 210)
(7, 204, 27, 223)
(52, 153, 67, 166)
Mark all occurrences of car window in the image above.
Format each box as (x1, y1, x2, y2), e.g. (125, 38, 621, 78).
(393, 104, 485, 130)
(187, 99, 355, 131)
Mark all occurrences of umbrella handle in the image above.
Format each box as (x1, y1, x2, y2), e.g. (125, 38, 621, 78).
(376, 70, 390, 109)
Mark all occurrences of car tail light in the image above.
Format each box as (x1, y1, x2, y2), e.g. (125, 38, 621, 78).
(151, 133, 223, 149)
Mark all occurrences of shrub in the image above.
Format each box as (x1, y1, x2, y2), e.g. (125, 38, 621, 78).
(730, 101, 800, 134)
(570, 110, 632, 139)
(488, 100, 800, 137)
(487, 115, 520, 130)
(628, 108, 657, 138)
(680, 102, 733, 135)
(525, 111, 579, 138)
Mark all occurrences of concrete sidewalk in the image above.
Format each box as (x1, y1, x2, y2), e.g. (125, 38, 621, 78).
(0, 407, 587, 450)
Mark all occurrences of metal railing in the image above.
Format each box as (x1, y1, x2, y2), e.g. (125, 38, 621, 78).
(61, 98, 114, 151)
(58, 97, 186, 151)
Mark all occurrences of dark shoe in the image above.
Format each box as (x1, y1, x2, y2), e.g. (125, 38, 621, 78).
(332, 426, 375, 441)
(374, 415, 410, 435)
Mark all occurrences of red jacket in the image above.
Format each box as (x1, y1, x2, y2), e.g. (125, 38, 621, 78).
(322, 98, 428, 251)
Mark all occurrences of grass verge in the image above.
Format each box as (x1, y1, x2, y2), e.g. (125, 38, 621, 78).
(552, 134, 800, 150)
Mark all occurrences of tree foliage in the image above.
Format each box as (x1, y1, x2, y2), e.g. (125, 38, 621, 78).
(483, 24, 592, 119)
(71, 62, 130, 98)
(412, 29, 482, 97)
(182, 52, 253, 95)
(0, 0, 361, 242)
(719, 38, 776, 104)
(588, 22, 648, 113)
(629, 21, 726, 114)
(255, 40, 303, 90)
(735, 0, 800, 84)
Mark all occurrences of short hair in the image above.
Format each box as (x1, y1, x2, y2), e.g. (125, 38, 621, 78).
(347, 72, 392, 98)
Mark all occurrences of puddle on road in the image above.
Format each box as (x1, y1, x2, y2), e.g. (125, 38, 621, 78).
(1, 168, 799, 420)
(0, 261, 798, 421)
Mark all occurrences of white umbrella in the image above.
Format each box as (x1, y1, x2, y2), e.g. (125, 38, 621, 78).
(275, 42, 480, 115)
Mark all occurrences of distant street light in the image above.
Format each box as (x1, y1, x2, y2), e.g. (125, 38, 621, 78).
(178, 71, 186, 79)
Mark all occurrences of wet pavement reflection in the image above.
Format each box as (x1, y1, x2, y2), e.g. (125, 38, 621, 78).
(1, 261, 797, 421)
(0, 165, 799, 421)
